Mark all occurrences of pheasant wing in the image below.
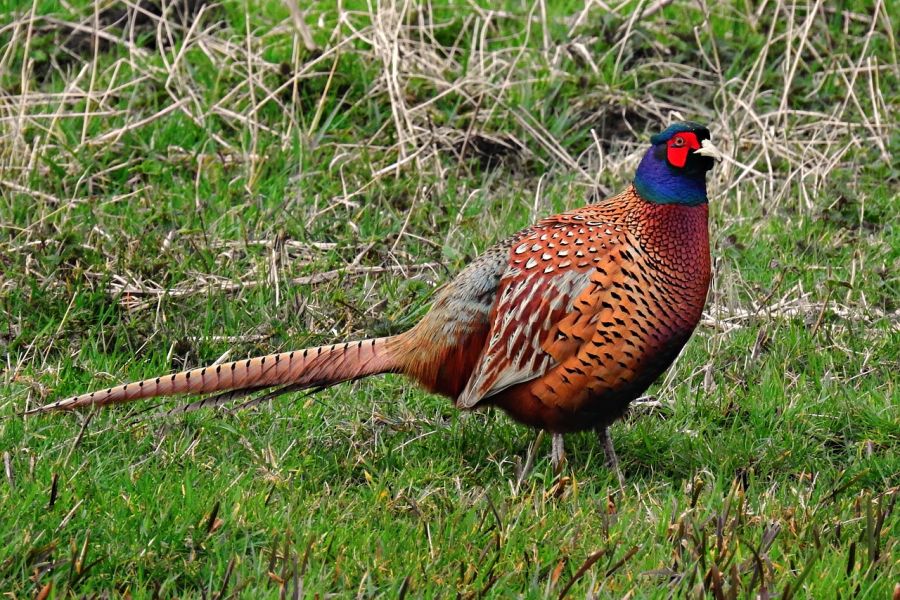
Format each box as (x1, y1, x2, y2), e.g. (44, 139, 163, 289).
(456, 213, 630, 408)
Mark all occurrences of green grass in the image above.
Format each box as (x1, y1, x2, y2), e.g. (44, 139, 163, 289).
(1, 0, 897, 597)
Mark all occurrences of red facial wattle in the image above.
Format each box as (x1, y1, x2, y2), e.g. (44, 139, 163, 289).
(666, 132, 701, 168)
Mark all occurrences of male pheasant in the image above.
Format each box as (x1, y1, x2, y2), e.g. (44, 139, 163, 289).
(27, 122, 718, 480)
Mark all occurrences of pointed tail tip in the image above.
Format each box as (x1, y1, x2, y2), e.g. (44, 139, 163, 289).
(22, 398, 80, 416)
(23, 405, 54, 417)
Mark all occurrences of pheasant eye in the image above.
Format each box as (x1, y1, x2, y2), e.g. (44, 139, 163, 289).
(665, 133, 693, 167)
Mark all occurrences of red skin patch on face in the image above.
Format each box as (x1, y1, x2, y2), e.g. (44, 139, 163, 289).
(666, 131, 701, 168)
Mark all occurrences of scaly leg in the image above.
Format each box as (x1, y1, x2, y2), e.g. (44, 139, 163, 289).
(597, 426, 625, 488)
(551, 433, 566, 474)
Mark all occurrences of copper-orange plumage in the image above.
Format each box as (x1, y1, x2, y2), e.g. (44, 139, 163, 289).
(28, 122, 718, 479)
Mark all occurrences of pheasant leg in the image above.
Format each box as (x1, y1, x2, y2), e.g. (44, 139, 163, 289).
(597, 426, 625, 488)
(551, 432, 566, 474)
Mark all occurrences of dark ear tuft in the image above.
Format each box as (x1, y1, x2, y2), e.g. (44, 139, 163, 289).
(651, 121, 709, 145)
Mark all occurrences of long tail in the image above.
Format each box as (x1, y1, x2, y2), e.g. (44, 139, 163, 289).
(25, 337, 400, 415)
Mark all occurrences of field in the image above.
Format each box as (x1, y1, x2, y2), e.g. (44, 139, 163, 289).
(1, 0, 897, 596)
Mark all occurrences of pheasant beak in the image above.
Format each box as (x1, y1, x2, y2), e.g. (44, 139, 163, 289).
(694, 139, 724, 161)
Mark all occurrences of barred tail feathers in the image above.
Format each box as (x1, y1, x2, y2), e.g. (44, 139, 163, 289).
(26, 337, 399, 414)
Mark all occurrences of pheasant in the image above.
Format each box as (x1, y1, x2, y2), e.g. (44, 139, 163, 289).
(27, 122, 718, 481)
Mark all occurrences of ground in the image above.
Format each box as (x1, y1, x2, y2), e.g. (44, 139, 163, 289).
(0, 0, 897, 597)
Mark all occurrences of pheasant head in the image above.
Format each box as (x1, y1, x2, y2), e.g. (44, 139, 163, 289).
(633, 122, 718, 206)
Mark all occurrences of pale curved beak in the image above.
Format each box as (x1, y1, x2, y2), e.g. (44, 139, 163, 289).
(695, 139, 724, 161)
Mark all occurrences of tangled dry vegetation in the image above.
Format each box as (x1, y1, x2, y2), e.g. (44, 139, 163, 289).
(0, 0, 897, 597)
(1, 1, 895, 333)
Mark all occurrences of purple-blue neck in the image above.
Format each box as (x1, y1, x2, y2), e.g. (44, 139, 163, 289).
(633, 146, 708, 205)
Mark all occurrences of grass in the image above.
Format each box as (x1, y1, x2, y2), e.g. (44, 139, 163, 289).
(1, 0, 897, 596)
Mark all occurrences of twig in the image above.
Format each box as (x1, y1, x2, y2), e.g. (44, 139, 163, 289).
(557, 549, 606, 599)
